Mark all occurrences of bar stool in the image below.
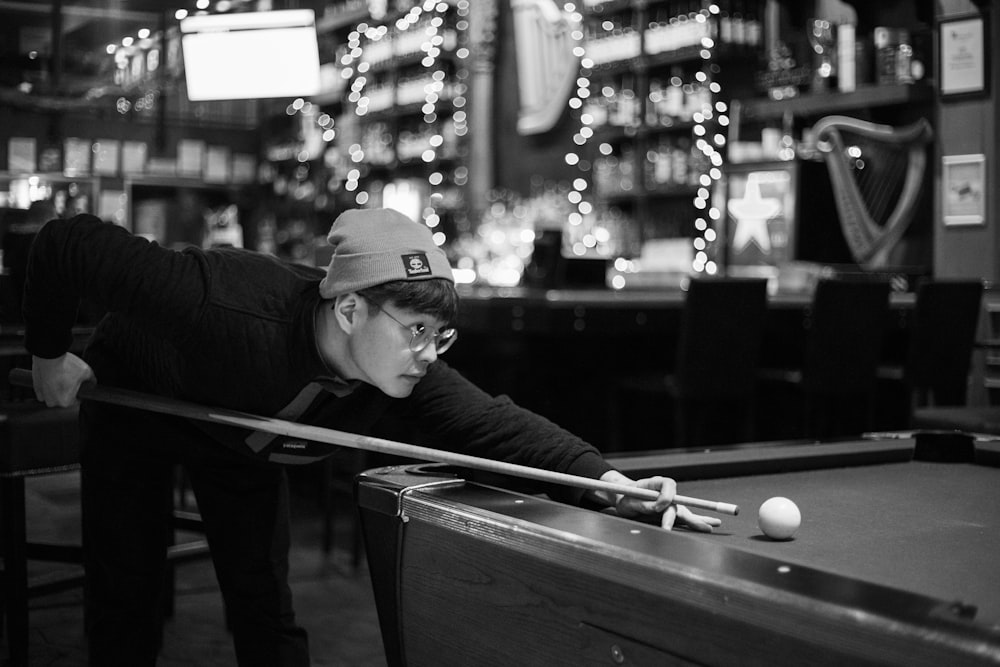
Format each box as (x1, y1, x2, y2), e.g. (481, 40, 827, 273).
(611, 277, 770, 449)
(0, 392, 212, 665)
(0, 402, 83, 667)
(877, 279, 984, 428)
(759, 278, 892, 440)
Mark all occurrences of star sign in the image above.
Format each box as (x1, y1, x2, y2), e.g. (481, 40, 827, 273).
(728, 173, 782, 253)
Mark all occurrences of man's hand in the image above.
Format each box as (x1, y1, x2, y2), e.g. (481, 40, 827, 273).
(600, 470, 722, 533)
(32, 353, 95, 407)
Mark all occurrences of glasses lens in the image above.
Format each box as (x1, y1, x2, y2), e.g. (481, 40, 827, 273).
(411, 328, 457, 354)
(435, 329, 457, 353)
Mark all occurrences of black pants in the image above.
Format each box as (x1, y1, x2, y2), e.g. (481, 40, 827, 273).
(79, 401, 311, 666)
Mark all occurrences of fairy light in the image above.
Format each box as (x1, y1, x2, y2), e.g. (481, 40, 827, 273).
(563, 3, 619, 257)
(690, 3, 726, 275)
(570, 3, 734, 285)
(340, 1, 465, 246)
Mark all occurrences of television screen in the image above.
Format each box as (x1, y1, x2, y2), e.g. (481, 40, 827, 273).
(180, 10, 321, 101)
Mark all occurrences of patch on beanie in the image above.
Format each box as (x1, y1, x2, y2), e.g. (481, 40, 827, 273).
(401, 253, 432, 278)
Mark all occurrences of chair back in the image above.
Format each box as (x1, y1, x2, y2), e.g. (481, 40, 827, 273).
(905, 280, 983, 406)
(802, 278, 891, 395)
(674, 277, 769, 400)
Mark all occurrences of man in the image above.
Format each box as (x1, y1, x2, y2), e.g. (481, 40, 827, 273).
(25, 208, 720, 666)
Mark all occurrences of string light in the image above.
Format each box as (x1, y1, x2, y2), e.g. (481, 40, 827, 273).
(339, 0, 465, 246)
(692, 3, 725, 275)
(562, 3, 621, 260)
(570, 3, 731, 284)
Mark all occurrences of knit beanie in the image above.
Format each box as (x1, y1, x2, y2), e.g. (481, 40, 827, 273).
(318, 208, 454, 298)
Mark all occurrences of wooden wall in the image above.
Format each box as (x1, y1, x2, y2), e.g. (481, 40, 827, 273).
(935, 0, 999, 283)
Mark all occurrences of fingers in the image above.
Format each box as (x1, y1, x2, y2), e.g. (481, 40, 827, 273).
(615, 475, 676, 518)
(32, 353, 95, 407)
(673, 505, 722, 533)
(615, 477, 723, 534)
(638, 475, 676, 514)
(661, 504, 677, 530)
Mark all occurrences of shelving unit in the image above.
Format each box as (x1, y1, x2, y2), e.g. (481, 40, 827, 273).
(0, 172, 99, 218)
(314, 0, 473, 245)
(125, 176, 254, 249)
(576, 0, 764, 269)
(714, 0, 937, 282)
(574, 0, 940, 284)
(737, 81, 933, 121)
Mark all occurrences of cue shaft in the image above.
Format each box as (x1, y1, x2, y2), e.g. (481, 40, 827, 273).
(9, 368, 739, 515)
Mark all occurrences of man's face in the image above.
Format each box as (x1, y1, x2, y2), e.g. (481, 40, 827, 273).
(349, 300, 443, 398)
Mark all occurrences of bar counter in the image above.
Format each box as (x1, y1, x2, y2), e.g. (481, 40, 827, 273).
(455, 284, 915, 334)
(447, 285, 917, 451)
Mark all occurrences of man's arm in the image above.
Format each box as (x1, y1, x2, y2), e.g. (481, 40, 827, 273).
(23, 213, 209, 360)
(387, 359, 612, 504)
(393, 361, 723, 531)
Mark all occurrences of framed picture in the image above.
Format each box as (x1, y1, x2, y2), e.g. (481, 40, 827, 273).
(723, 162, 798, 269)
(942, 154, 986, 226)
(939, 14, 988, 97)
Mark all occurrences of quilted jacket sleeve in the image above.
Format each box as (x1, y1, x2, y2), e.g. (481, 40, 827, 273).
(387, 360, 613, 504)
(23, 214, 211, 359)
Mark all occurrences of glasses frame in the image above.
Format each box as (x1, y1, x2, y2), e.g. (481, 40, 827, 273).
(365, 298, 458, 354)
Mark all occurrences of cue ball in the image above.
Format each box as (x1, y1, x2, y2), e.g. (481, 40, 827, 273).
(758, 497, 801, 540)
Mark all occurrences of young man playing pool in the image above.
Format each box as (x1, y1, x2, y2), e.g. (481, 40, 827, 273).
(24, 208, 720, 666)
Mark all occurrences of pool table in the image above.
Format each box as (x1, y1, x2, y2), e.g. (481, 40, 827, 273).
(356, 433, 1000, 666)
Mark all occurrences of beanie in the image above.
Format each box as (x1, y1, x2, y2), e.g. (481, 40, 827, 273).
(318, 208, 454, 298)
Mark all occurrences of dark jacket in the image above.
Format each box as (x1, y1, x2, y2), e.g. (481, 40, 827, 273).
(24, 214, 611, 503)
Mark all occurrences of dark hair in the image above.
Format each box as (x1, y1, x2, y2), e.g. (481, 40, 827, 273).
(358, 278, 459, 325)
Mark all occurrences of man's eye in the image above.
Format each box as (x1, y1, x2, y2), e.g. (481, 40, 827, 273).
(411, 324, 426, 336)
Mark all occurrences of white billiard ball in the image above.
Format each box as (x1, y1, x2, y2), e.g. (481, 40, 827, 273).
(758, 496, 801, 540)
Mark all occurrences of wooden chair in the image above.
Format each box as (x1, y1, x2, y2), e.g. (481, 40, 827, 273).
(877, 280, 984, 428)
(611, 277, 770, 450)
(760, 278, 892, 440)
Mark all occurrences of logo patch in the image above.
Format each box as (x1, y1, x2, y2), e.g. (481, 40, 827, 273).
(402, 253, 431, 278)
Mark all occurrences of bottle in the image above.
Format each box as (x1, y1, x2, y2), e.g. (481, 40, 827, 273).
(874, 27, 898, 85)
(620, 75, 638, 127)
(895, 29, 914, 84)
(665, 67, 684, 119)
(655, 137, 673, 184)
(719, 0, 732, 44)
(744, 0, 761, 46)
(837, 23, 856, 92)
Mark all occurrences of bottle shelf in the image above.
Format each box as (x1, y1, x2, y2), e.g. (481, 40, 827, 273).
(738, 82, 934, 121)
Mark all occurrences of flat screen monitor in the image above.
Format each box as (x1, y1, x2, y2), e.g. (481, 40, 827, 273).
(180, 10, 321, 101)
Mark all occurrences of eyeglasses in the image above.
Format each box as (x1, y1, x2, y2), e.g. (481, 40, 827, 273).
(366, 299, 458, 354)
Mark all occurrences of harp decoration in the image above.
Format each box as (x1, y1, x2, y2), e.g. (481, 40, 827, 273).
(510, 0, 580, 135)
(813, 115, 933, 269)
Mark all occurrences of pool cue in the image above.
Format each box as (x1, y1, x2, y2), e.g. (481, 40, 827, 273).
(9, 368, 739, 516)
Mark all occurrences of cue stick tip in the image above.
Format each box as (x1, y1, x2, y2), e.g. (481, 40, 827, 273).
(718, 502, 739, 516)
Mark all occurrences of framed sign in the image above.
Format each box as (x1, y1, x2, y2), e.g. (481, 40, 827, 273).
(942, 154, 986, 226)
(939, 15, 988, 97)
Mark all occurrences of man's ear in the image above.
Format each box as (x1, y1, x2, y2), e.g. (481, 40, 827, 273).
(332, 293, 364, 332)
